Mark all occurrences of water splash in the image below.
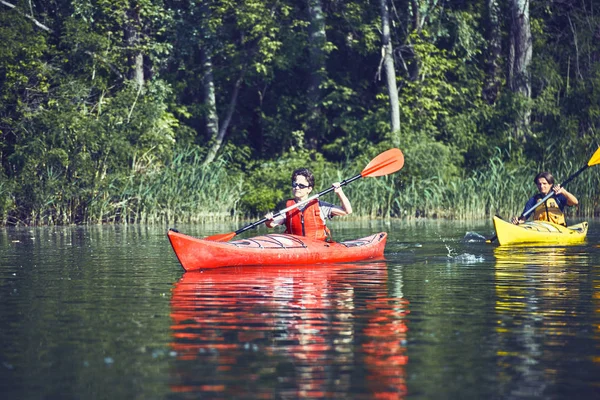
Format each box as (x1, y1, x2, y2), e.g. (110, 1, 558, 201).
(445, 242, 485, 264)
(463, 231, 488, 242)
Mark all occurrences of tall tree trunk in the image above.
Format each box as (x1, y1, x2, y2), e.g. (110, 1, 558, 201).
(407, 0, 422, 81)
(508, 0, 532, 140)
(200, 45, 219, 154)
(482, 0, 502, 104)
(202, 70, 244, 166)
(379, 0, 400, 134)
(124, 6, 144, 86)
(199, 3, 222, 166)
(306, 0, 327, 149)
(409, 0, 422, 34)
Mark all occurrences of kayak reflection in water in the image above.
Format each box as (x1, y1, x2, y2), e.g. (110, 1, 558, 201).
(265, 167, 352, 240)
(511, 171, 579, 226)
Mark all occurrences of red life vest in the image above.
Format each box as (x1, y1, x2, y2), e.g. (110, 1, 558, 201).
(284, 199, 331, 240)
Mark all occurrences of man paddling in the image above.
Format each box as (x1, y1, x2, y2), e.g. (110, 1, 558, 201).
(265, 168, 352, 240)
(511, 171, 578, 226)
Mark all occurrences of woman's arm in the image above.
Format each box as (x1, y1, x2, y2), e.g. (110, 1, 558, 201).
(330, 182, 352, 216)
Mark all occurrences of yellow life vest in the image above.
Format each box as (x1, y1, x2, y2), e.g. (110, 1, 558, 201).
(532, 197, 566, 226)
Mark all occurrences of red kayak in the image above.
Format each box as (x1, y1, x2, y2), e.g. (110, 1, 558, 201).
(167, 229, 387, 271)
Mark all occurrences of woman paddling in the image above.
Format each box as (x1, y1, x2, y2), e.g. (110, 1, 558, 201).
(265, 168, 352, 240)
(511, 171, 578, 226)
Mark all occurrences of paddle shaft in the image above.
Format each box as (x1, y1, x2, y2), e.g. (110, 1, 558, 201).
(233, 174, 362, 236)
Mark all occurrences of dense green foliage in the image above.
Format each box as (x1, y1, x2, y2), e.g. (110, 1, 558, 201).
(1, 0, 599, 226)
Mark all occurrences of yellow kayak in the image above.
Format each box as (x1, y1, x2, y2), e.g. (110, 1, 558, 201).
(492, 216, 588, 246)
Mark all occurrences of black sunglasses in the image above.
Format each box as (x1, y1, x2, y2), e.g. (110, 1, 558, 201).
(292, 182, 310, 189)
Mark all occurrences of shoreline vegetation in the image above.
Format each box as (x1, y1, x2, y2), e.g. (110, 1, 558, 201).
(1, 147, 598, 227)
(2, 2, 600, 227)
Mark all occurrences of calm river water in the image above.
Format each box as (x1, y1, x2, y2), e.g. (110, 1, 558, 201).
(1, 219, 599, 399)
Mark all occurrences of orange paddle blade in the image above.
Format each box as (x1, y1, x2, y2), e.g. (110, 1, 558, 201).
(588, 147, 600, 167)
(204, 231, 237, 242)
(361, 148, 404, 178)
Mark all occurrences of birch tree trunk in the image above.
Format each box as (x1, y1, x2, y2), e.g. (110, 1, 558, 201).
(200, 3, 229, 166)
(306, 0, 327, 149)
(508, 0, 532, 140)
(202, 70, 244, 166)
(380, 0, 400, 134)
(200, 45, 220, 158)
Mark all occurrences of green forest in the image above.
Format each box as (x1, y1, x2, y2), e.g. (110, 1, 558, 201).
(1, 0, 599, 226)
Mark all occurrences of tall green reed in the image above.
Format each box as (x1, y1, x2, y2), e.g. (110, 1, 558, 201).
(4, 145, 599, 226)
(86, 146, 243, 224)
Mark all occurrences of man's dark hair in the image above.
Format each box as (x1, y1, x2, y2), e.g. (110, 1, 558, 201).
(292, 168, 315, 188)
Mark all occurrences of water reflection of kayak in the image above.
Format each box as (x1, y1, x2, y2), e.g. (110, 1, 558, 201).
(167, 229, 387, 271)
(169, 262, 408, 399)
(493, 245, 570, 267)
(492, 216, 587, 246)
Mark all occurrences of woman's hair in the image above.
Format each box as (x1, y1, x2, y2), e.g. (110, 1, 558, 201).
(534, 171, 555, 185)
(292, 168, 315, 188)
